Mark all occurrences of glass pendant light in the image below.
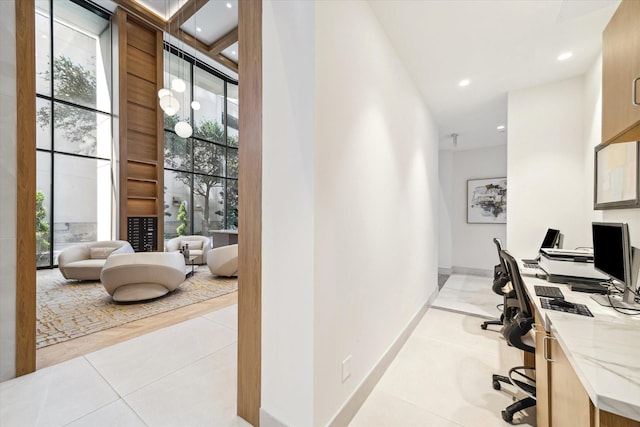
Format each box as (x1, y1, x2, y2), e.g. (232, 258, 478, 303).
(175, 121, 193, 138)
(160, 94, 180, 116)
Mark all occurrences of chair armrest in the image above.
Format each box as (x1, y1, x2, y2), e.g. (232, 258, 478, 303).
(166, 238, 180, 252)
(58, 245, 90, 278)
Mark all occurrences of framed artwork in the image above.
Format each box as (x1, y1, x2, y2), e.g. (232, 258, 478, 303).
(467, 177, 507, 224)
(594, 141, 639, 210)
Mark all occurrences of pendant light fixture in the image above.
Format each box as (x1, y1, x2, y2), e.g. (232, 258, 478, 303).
(190, 0, 200, 112)
(173, 0, 192, 138)
(159, 0, 180, 116)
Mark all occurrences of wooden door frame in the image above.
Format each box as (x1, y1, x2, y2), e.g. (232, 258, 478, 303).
(15, 0, 37, 377)
(237, 1, 262, 424)
(15, 0, 263, 424)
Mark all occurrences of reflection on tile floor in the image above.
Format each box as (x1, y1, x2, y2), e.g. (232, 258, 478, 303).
(1, 275, 534, 427)
(432, 274, 503, 319)
(350, 274, 535, 427)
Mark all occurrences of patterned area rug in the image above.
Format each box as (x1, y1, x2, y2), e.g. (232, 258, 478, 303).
(36, 266, 237, 349)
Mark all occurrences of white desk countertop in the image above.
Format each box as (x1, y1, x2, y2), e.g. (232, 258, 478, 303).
(521, 271, 640, 422)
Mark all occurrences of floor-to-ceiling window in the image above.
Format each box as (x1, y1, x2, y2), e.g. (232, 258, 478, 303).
(35, 0, 113, 268)
(163, 47, 239, 240)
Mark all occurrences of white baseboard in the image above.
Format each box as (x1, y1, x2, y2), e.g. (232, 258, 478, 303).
(438, 267, 452, 275)
(326, 289, 438, 427)
(452, 266, 492, 277)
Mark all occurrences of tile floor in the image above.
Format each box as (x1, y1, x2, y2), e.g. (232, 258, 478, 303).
(1, 275, 535, 426)
(0, 305, 250, 427)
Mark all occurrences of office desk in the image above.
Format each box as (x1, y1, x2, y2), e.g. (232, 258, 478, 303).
(520, 270, 640, 425)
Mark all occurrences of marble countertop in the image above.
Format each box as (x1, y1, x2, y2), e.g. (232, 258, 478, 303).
(522, 274, 640, 422)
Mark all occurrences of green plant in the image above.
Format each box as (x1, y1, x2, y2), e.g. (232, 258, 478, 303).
(36, 190, 50, 254)
(176, 201, 188, 236)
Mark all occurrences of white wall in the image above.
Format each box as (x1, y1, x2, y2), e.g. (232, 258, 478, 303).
(0, 0, 17, 381)
(314, 1, 439, 425)
(507, 76, 594, 257)
(262, 1, 315, 425)
(451, 145, 507, 271)
(508, 58, 639, 264)
(583, 55, 640, 254)
(262, 1, 440, 425)
(438, 150, 453, 270)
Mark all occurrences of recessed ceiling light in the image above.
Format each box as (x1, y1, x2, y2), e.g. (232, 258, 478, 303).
(459, 79, 470, 87)
(557, 52, 573, 61)
(196, 27, 202, 32)
(497, 125, 505, 132)
(226, 2, 232, 8)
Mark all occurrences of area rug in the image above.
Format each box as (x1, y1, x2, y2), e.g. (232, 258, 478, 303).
(36, 266, 237, 349)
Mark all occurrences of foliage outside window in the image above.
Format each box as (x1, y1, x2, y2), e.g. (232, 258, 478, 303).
(35, 0, 112, 267)
(163, 49, 239, 240)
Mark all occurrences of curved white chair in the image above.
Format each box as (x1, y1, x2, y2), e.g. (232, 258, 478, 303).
(165, 235, 211, 265)
(207, 244, 238, 277)
(100, 252, 186, 302)
(58, 240, 134, 281)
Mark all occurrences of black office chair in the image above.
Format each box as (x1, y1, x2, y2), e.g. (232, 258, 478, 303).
(492, 249, 536, 423)
(481, 238, 512, 330)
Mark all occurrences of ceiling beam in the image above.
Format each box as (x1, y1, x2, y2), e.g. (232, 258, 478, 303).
(167, 0, 209, 28)
(212, 53, 239, 73)
(172, 28, 238, 73)
(112, 0, 165, 30)
(112, 0, 238, 73)
(207, 27, 238, 56)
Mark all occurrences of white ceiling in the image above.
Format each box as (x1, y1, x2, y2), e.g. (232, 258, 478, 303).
(368, 0, 620, 151)
(98, 0, 620, 150)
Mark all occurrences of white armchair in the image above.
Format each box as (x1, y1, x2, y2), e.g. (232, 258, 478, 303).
(58, 240, 134, 281)
(165, 235, 211, 265)
(207, 244, 238, 277)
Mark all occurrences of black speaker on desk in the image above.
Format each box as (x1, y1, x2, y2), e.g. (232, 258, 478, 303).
(127, 217, 157, 252)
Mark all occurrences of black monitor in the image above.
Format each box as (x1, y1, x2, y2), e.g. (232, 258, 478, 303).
(540, 228, 561, 250)
(591, 222, 639, 309)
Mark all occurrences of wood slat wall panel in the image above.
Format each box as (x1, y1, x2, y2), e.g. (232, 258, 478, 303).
(237, 0, 262, 425)
(128, 180, 156, 198)
(15, 0, 37, 377)
(127, 198, 157, 216)
(127, 47, 156, 83)
(127, 102, 157, 136)
(117, 7, 163, 249)
(126, 20, 156, 55)
(127, 161, 157, 180)
(127, 74, 157, 107)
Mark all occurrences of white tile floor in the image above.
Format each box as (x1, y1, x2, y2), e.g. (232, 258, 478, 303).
(351, 275, 536, 427)
(0, 305, 249, 427)
(1, 275, 535, 427)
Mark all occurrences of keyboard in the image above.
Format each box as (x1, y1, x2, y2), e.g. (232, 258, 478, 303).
(569, 282, 609, 295)
(534, 285, 564, 299)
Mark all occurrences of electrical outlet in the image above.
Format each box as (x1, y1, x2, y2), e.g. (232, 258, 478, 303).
(342, 355, 352, 383)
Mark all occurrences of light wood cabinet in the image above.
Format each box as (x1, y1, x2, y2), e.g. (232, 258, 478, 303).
(602, 0, 640, 144)
(533, 317, 640, 427)
(534, 314, 551, 427)
(547, 334, 594, 427)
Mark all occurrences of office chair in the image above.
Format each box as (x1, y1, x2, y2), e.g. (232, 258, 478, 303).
(492, 249, 536, 423)
(481, 238, 513, 330)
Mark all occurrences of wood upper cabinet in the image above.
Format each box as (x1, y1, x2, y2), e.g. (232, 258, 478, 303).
(602, 0, 640, 144)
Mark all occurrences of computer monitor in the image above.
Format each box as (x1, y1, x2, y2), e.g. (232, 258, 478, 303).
(590, 222, 640, 309)
(540, 228, 561, 249)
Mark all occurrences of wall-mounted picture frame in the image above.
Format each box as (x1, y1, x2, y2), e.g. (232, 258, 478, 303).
(594, 141, 639, 210)
(467, 177, 507, 224)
